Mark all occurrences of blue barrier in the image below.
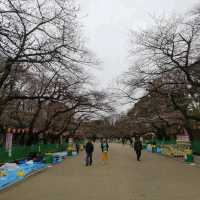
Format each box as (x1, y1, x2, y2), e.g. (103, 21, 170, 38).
(0, 151, 69, 190)
(0, 162, 47, 191)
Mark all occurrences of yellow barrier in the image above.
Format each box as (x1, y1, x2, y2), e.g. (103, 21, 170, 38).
(0, 170, 6, 177)
(17, 170, 25, 177)
(161, 145, 186, 157)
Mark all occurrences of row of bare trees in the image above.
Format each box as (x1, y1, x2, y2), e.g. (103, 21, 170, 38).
(115, 5, 200, 140)
(0, 0, 112, 145)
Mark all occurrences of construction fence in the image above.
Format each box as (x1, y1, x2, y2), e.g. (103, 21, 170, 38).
(0, 143, 68, 163)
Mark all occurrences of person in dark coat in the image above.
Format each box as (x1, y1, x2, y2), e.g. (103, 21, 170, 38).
(129, 138, 133, 146)
(85, 139, 94, 166)
(134, 138, 143, 161)
(76, 142, 80, 154)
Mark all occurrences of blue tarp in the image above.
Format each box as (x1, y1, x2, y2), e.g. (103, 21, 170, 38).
(0, 162, 47, 191)
(0, 151, 70, 190)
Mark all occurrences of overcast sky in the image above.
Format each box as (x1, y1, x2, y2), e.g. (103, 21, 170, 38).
(78, 0, 199, 90)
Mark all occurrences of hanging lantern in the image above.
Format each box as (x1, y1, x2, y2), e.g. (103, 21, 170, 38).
(34, 128, 38, 133)
(7, 128, 11, 134)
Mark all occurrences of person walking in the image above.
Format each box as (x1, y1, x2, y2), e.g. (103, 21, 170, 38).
(76, 142, 80, 154)
(85, 139, 94, 166)
(122, 137, 125, 145)
(101, 139, 109, 163)
(129, 137, 133, 146)
(134, 137, 143, 161)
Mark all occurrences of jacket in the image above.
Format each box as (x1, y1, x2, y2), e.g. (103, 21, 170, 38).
(85, 142, 94, 153)
(101, 143, 109, 152)
(134, 140, 142, 151)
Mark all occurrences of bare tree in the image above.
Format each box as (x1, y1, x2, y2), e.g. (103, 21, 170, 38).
(0, 0, 111, 145)
(116, 8, 200, 139)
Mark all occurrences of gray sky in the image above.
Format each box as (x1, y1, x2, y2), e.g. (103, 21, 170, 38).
(78, 0, 199, 90)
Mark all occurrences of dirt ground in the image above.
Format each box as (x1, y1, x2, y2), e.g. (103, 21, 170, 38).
(1, 143, 200, 200)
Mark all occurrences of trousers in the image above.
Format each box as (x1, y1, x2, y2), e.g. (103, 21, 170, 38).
(86, 153, 93, 166)
(136, 150, 141, 161)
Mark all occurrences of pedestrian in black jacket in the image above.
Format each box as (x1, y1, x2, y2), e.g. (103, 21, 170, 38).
(134, 138, 143, 161)
(85, 139, 94, 166)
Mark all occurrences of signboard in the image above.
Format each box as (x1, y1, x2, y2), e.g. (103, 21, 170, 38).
(5, 133, 13, 157)
(68, 138, 73, 143)
(176, 129, 190, 143)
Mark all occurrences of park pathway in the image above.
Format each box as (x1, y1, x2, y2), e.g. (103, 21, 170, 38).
(1, 143, 200, 200)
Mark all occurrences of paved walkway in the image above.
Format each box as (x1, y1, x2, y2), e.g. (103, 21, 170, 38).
(1, 143, 200, 200)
